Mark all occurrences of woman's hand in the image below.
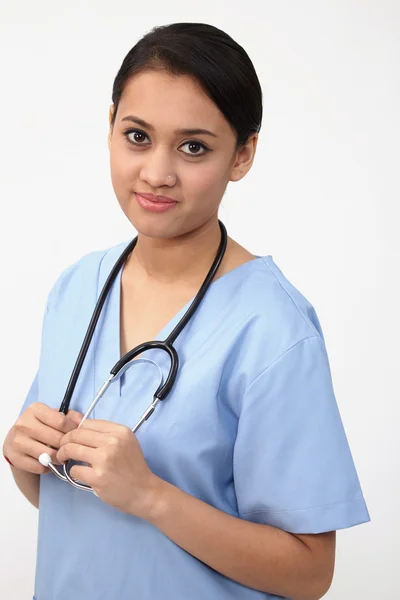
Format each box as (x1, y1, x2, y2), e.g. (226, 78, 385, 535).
(3, 403, 83, 474)
(56, 420, 163, 519)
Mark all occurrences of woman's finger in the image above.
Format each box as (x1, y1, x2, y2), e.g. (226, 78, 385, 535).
(30, 403, 82, 434)
(77, 419, 126, 434)
(57, 443, 97, 465)
(15, 437, 61, 465)
(61, 428, 107, 449)
(68, 465, 96, 488)
(65, 410, 84, 426)
(13, 455, 51, 475)
(22, 420, 65, 450)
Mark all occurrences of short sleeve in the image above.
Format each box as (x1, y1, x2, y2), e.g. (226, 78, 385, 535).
(233, 335, 371, 534)
(18, 371, 39, 416)
(18, 281, 57, 417)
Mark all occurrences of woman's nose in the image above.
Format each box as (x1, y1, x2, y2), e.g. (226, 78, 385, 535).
(139, 148, 177, 188)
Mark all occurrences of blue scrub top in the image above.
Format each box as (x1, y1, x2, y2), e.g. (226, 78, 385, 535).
(20, 241, 370, 600)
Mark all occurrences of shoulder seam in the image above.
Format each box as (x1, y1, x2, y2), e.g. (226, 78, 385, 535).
(260, 256, 316, 335)
(47, 244, 122, 309)
(245, 335, 323, 394)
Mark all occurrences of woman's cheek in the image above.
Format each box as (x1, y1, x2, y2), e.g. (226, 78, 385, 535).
(110, 154, 137, 202)
(194, 163, 229, 208)
(189, 162, 222, 195)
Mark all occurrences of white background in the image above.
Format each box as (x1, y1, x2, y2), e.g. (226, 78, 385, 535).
(0, 1, 398, 598)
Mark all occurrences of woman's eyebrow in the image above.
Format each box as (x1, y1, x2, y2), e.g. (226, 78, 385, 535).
(120, 115, 219, 138)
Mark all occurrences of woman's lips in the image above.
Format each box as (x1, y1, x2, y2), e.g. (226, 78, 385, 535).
(138, 192, 177, 203)
(135, 192, 178, 213)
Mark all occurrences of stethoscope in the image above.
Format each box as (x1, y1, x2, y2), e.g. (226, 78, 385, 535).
(38, 220, 228, 494)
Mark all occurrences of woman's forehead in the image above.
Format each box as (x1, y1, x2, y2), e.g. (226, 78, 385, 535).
(116, 71, 230, 135)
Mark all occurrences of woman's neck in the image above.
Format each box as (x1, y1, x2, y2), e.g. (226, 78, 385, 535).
(126, 219, 226, 286)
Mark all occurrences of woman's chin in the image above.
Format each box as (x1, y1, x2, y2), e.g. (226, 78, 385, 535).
(126, 211, 183, 240)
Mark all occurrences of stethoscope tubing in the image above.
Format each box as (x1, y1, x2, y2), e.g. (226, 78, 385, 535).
(40, 220, 228, 493)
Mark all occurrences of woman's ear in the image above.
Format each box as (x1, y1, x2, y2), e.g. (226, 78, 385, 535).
(229, 133, 259, 182)
(108, 104, 114, 150)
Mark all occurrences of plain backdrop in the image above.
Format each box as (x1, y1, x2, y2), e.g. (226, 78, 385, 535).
(0, 1, 398, 598)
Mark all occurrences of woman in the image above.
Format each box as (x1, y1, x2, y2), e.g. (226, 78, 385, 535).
(3, 22, 370, 600)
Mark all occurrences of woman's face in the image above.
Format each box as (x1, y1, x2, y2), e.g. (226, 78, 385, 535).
(108, 70, 257, 239)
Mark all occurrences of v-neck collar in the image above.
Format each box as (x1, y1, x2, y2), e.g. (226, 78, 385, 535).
(115, 252, 265, 358)
(94, 244, 266, 402)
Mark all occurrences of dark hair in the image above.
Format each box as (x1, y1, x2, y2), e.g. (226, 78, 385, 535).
(111, 22, 263, 149)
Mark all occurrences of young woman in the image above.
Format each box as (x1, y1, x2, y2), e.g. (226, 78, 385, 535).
(3, 22, 370, 600)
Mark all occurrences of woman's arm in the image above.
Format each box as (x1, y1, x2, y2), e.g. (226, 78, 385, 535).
(143, 479, 336, 600)
(10, 467, 40, 508)
(58, 419, 336, 600)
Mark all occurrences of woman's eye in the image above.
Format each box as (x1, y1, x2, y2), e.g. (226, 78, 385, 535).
(179, 141, 209, 157)
(123, 130, 209, 157)
(125, 130, 149, 145)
